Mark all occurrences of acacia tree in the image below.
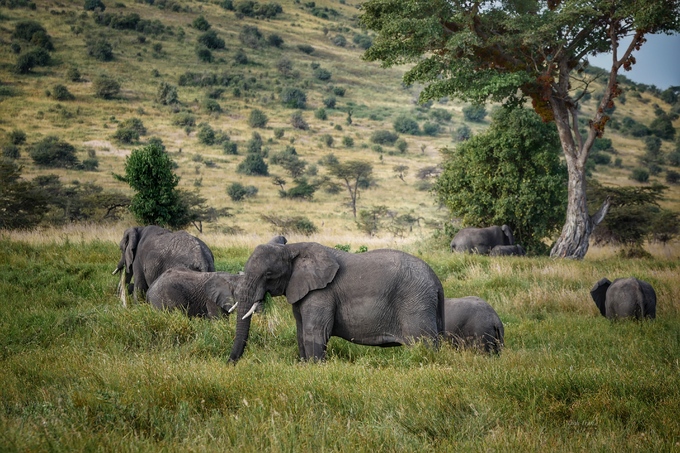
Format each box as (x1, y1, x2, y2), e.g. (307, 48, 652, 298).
(327, 160, 374, 218)
(361, 0, 680, 258)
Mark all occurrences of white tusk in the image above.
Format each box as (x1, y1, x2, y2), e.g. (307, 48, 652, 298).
(228, 301, 238, 313)
(112, 267, 120, 275)
(242, 303, 260, 320)
(118, 271, 127, 308)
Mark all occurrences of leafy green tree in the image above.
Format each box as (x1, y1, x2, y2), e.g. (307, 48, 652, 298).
(328, 160, 374, 218)
(362, 0, 680, 258)
(114, 142, 188, 228)
(393, 115, 419, 135)
(29, 136, 80, 168)
(462, 105, 487, 122)
(0, 158, 48, 229)
(281, 88, 307, 109)
(434, 107, 567, 254)
(248, 109, 269, 128)
(237, 153, 269, 176)
(356, 205, 388, 236)
(192, 15, 211, 31)
(93, 75, 120, 99)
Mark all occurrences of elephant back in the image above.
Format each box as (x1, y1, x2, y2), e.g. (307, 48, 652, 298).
(165, 231, 215, 272)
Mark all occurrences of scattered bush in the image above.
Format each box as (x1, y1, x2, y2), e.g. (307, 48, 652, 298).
(668, 151, 680, 166)
(237, 153, 269, 176)
(261, 214, 317, 235)
(172, 112, 196, 127)
(314, 67, 332, 81)
(321, 134, 334, 147)
(323, 95, 337, 109)
(203, 99, 222, 114)
(395, 138, 408, 153)
(281, 87, 307, 109)
(66, 66, 81, 82)
(462, 104, 487, 122)
(195, 46, 213, 62)
(630, 167, 650, 183)
(332, 34, 347, 47)
(285, 179, 317, 200)
(297, 44, 314, 54)
(197, 123, 217, 145)
(422, 122, 440, 136)
(8, 129, 27, 145)
(13, 20, 53, 50)
(393, 115, 420, 135)
(591, 152, 611, 165)
(192, 15, 211, 31)
(332, 86, 346, 96)
(51, 84, 75, 101)
(87, 37, 114, 61)
(246, 132, 263, 154)
(93, 75, 120, 99)
(276, 57, 293, 76)
(234, 0, 283, 19)
(227, 182, 258, 201)
(234, 49, 248, 65)
(342, 136, 354, 148)
(239, 25, 263, 48)
(429, 108, 452, 122)
(453, 124, 472, 142)
(14, 48, 51, 74)
(666, 170, 680, 184)
(198, 30, 225, 50)
(29, 136, 80, 168)
(248, 109, 269, 128)
(314, 108, 327, 120)
(274, 128, 285, 139)
(156, 82, 179, 105)
(267, 33, 284, 48)
(370, 130, 398, 145)
(84, 0, 105, 11)
(223, 140, 238, 155)
(2, 144, 20, 159)
(352, 33, 372, 49)
(290, 111, 309, 130)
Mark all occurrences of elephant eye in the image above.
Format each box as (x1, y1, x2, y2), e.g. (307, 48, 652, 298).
(265, 271, 273, 278)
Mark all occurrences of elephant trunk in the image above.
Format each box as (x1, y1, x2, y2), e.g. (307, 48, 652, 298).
(228, 278, 260, 363)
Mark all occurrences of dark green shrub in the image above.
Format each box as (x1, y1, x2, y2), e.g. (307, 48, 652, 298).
(314, 67, 332, 81)
(172, 112, 196, 127)
(261, 214, 317, 235)
(8, 129, 27, 145)
(666, 170, 680, 184)
(462, 104, 487, 122)
(352, 33, 372, 49)
(29, 136, 80, 168)
(630, 122, 650, 137)
(422, 121, 440, 136)
(197, 123, 217, 145)
(395, 138, 408, 153)
(156, 82, 179, 105)
(286, 179, 316, 200)
(323, 95, 336, 109)
(113, 127, 139, 144)
(13, 20, 53, 50)
(81, 157, 99, 171)
(453, 124, 472, 142)
(274, 128, 285, 139)
(14, 48, 51, 73)
(429, 108, 452, 122)
(314, 108, 327, 120)
(630, 168, 649, 183)
(332, 34, 346, 47)
(650, 114, 676, 140)
(249, 109, 269, 128)
(370, 130, 398, 145)
(321, 134, 334, 147)
(2, 144, 20, 159)
(281, 88, 307, 108)
(196, 46, 213, 62)
(267, 33, 284, 47)
(223, 140, 238, 155)
(237, 153, 269, 176)
(234, 49, 248, 64)
(668, 151, 680, 167)
(290, 111, 309, 130)
(66, 66, 81, 82)
(93, 75, 121, 99)
(121, 118, 146, 136)
(393, 115, 420, 135)
(332, 86, 345, 96)
(591, 152, 611, 165)
(276, 57, 293, 76)
(342, 136, 354, 147)
(297, 44, 314, 54)
(203, 99, 222, 114)
(227, 182, 258, 201)
(52, 84, 75, 101)
(84, 0, 105, 11)
(192, 15, 211, 31)
(246, 132, 263, 154)
(198, 30, 225, 50)
(87, 38, 113, 61)
(239, 25, 263, 48)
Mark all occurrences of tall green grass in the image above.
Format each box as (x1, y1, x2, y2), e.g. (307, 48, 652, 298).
(1, 237, 679, 451)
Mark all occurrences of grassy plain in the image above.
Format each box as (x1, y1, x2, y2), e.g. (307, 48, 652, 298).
(1, 235, 679, 451)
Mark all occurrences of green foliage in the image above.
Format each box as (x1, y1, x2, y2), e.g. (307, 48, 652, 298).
(84, 0, 105, 11)
(331, 34, 347, 47)
(332, 86, 346, 96)
(0, 158, 47, 228)
(395, 138, 407, 153)
(156, 82, 179, 105)
(370, 130, 398, 145)
(197, 123, 217, 145)
(8, 129, 27, 145)
(227, 182, 258, 201)
(313, 67, 332, 81)
(665, 170, 680, 185)
(29, 136, 80, 168)
(2, 144, 20, 159)
(422, 121, 440, 136)
(434, 107, 567, 253)
(630, 167, 650, 183)
(429, 108, 452, 122)
(198, 30, 225, 50)
(284, 178, 316, 200)
(246, 132, 263, 154)
(649, 113, 676, 140)
(114, 142, 188, 228)
(93, 75, 120, 99)
(239, 25, 263, 48)
(192, 15, 211, 31)
(12, 20, 53, 50)
(290, 111, 309, 130)
(172, 112, 195, 127)
(356, 205, 388, 236)
(267, 33, 284, 48)
(322, 95, 336, 109)
(237, 153, 269, 176)
(392, 115, 420, 135)
(14, 47, 51, 74)
(297, 44, 315, 54)
(314, 108, 327, 120)
(234, 0, 283, 19)
(51, 84, 75, 101)
(248, 109, 268, 128)
(327, 160, 374, 217)
(195, 46, 213, 62)
(342, 136, 354, 147)
(280, 87, 307, 109)
(321, 134, 334, 147)
(87, 37, 113, 61)
(352, 33, 373, 49)
(462, 105, 487, 122)
(261, 214, 317, 235)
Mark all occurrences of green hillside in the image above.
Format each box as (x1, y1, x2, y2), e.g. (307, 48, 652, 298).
(1, 0, 679, 242)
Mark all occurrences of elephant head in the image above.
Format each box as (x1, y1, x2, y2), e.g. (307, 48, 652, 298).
(113, 227, 140, 276)
(229, 237, 338, 362)
(501, 224, 515, 245)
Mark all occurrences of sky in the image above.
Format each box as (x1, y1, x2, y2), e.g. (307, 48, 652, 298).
(587, 33, 680, 90)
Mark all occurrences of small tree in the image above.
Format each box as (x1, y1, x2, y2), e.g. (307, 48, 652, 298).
(93, 75, 120, 99)
(248, 109, 269, 128)
(237, 153, 269, 176)
(156, 82, 179, 105)
(328, 160, 374, 218)
(462, 105, 487, 122)
(114, 142, 188, 229)
(0, 159, 48, 229)
(29, 136, 80, 169)
(281, 87, 307, 109)
(393, 165, 408, 183)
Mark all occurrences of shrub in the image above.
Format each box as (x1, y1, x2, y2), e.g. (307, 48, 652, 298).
(227, 182, 258, 201)
(29, 136, 80, 168)
(248, 109, 269, 128)
(591, 152, 611, 165)
(246, 132, 263, 154)
(323, 95, 336, 109)
(197, 124, 217, 145)
(84, 0, 106, 11)
(121, 118, 146, 136)
(8, 129, 27, 145)
(196, 46, 213, 62)
(462, 104, 487, 122)
(13, 20, 53, 50)
(395, 138, 408, 153)
(332, 34, 347, 47)
(239, 25, 263, 48)
(156, 82, 179, 105)
(297, 44, 315, 54)
(370, 130, 398, 145)
(172, 112, 196, 127)
(352, 33, 372, 49)
(192, 15, 211, 31)
(276, 58, 293, 76)
(81, 157, 99, 171)
(321, 134, 334, 147)
(342, 136, 354, 147)
(422, 121, 440, 136)
(314, 108, 327, 120)
(66, 66, 81, 82)
(280, 87, 307, 108)
(203, 99, 222, 113)
(261, 214, 317, 235)
(87, 37, 113, 61)
(290, 111, 309, 130)
(393, 115, 420, 135)
(668, 151, 680, 166)
(453, 124, 472, 142)
(332, 86, 346, 96)
(93, 75, 120, 99)
(198, 30, 225, 50)
(237, 153, 269, 176)
(113, 127, 139, 144)
(314, 67, 332, 81)
(223, 140, 238, 155)
(52, 84, 75, 101)
(630, 168, 650, 183)
(666, 170, 680, 184)
(2, 144, 20, 159)
(274, 128, 285, 139)
(14, 48, 51, 74)
(286, 179, 316, 200)
(429, 108, 452, 122)
(234, 49, 248, 64)
(267, 33, 284, 47)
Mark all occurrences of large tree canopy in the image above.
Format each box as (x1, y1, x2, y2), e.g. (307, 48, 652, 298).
(361, 0, 680, 258)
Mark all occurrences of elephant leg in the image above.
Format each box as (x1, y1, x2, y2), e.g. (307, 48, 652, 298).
(292, 304, 307, 360)
(299, 301, 334, 362)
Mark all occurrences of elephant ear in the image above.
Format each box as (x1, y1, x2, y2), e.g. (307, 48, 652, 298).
(501, 225, 515, 245)
(285, 243, 340, 305)
(268, 235, 287, 245)
(590, 278, 611, 317)
(637, 279, 657, 318)
(209, 273, 239, 312)
(122, 228, 139, 274)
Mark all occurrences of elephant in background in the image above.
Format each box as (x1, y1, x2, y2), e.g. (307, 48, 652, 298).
(590, 277, 657, 320)
(490, 244, 526, 256)
(229, 237, 445, 362)
(444, 297, 504, 354)
(112, 226, 215, 306)
(147, 268, 241, 318)
(450, 225, 515, 254)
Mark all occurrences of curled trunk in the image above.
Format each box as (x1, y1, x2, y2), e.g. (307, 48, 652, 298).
(228, 279, 258, 363)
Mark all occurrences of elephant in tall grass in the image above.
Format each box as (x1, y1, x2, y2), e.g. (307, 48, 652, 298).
(490, 244, 526, 256)
(112, 226, 215, 306)
(444, 296, 504, 354)
(146, 268, 241, 318)
(229, 237, 445, 362)
(450, 225, 515, 254)
(590, 277, 657, 320)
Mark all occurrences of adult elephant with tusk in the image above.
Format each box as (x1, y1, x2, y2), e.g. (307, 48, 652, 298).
(229, 237, 445, 363)
(112, 225, 215, 305)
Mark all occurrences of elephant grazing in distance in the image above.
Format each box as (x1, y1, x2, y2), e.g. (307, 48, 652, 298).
(444, 297, 504, 354)
(450, 225, 515, 254)
(146, 269, 241, 318)
(229, 237, 445, 363)
(112, 226, 215, 306)
(590, 277, 657, 320)
(490, 244, 526, 256)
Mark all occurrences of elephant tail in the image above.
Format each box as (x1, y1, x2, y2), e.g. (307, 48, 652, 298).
(437, 287, 445, 338)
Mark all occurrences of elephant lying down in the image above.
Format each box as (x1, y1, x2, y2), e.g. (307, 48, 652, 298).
(146, 268, 241, 318)
(590, 277, 656, 320)
(444, 297, 504, 354)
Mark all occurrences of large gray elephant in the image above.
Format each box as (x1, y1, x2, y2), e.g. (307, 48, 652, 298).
(147, 268, 241, 318)
(450, 225, 515, 254)
(489, 244, 526, 256)
(590, 277, 657, 320)
(229, 238, 445, 362)
(112, 226, 215, 305)
(444, 296, 504, 354)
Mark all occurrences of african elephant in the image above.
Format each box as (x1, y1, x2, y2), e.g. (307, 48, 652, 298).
(489, 244, 526, 256)
(450, 225, 515, 254)
(444, 297, 504, 354)
(590, 277, 657, 320)
(146, 268, 241, 318)
(229, 237, 445, 362)
(112, 225, 215, 305)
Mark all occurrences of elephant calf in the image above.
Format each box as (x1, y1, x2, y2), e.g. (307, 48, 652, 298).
(450, 225, 515, 254)
(490, 244, 526, 256)
(444, 296, 504, 354)
(590, 277, 657, 320)
(146, 268, 241, 319)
